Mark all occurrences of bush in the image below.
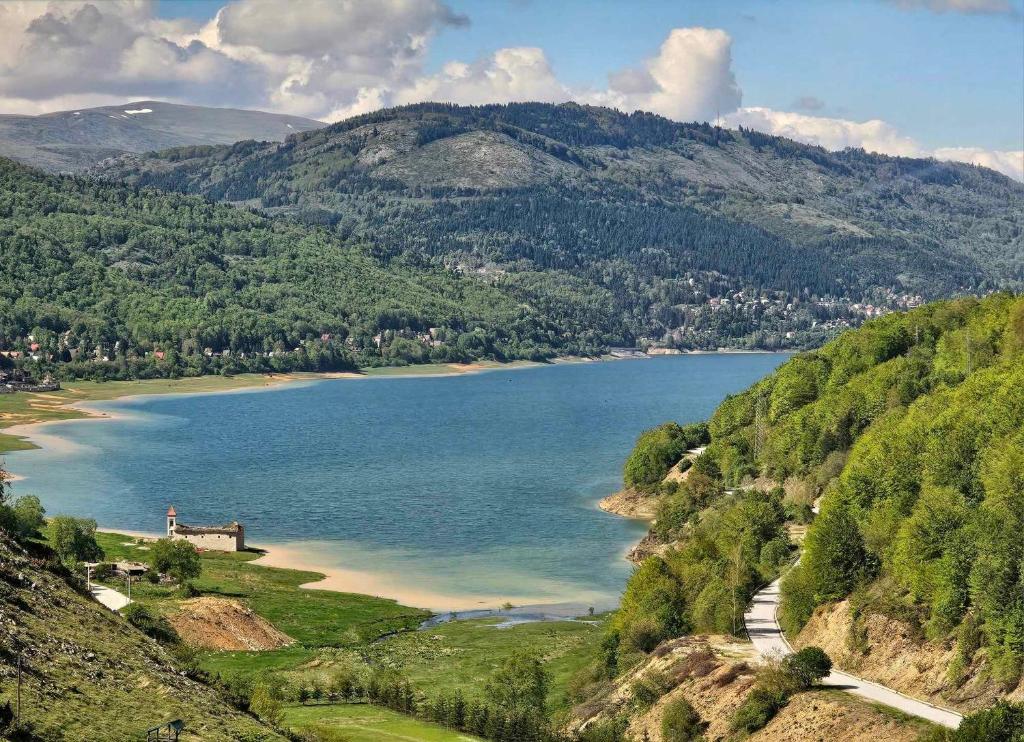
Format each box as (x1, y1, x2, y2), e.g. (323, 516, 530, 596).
(122, 603, 179, 645)
(783, 646, 831, 688)
(661, 696, 706, 741)
(731, 686, 787, 733)
(629, 671, 668, 710)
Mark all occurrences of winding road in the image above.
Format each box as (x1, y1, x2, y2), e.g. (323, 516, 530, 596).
(744, 574, 963, 729)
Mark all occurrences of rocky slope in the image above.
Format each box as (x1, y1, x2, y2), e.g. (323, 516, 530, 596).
(570, 634, 933, 741)
(0, 100, 321, 172)
(0, 534, 282, 740)
(796, 597, 1024, 714)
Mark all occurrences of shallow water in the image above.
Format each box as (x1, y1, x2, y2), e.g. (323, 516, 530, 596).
(7, 354, 787, 611)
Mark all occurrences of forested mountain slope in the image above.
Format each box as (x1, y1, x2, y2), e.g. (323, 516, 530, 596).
(94, 103, 1024, 349)
(0, 157, 621, 379)
(0, 101, 321, 173)
(593, 293, 1024, 734)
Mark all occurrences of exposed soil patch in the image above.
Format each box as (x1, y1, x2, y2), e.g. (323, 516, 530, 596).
(796, 599, 1024, 713)
(598, 488, 657, 520)
(170, 597, 294, 651)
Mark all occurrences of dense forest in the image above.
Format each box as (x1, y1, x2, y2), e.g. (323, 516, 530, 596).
(610, 293, 1024, 703)
(0, 157, 626, 380)
(96, 102, 1024, 351)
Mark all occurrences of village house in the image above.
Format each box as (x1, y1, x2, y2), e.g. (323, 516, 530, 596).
(166, 506, 245, 551)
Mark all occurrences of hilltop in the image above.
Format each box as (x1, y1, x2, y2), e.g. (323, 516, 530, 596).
(0, 101, 321, 173)
(94, 102, 1024, 350)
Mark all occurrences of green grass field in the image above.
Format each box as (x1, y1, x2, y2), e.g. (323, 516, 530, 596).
(81, 531, 431, 649)
(283, 703, 483, 741)
(85, 531, 604, 710)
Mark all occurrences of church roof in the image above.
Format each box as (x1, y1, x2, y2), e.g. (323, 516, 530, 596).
(173, 521, 242, 536)
(166, 505, 176, 517)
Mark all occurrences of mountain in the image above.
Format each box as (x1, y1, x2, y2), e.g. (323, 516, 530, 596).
(93, 102, 1024, 350)
(0, 156, 620, 381)
(610, 293, 1024, 721)
(0, 100, 322, 172)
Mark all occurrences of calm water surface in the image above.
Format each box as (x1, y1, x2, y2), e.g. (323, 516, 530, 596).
(7, 355, 787, 610)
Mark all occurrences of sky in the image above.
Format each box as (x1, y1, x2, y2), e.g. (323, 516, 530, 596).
(0, 0, 1021, 179)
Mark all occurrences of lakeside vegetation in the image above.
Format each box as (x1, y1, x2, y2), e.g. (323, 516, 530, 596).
(599, 292, 1024, 734)
(0, 155, 619, 383)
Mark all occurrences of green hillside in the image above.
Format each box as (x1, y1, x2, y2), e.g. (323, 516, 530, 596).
(0, 530, 282, 740)
(614, 293, 1024, 690)
(95, 102, 1024, 349)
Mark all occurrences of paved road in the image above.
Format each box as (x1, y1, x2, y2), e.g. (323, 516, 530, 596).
(90, 583, 131, 611)
(744, 574, 963, 729)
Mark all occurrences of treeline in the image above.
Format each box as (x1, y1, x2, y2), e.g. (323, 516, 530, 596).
(218, 653, 627, 742)
(0, 157, 624, 380)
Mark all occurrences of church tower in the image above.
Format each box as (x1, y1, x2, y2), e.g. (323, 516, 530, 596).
(166, 505, 177, 538)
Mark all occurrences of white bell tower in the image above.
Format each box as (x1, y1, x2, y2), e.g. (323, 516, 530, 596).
(166, 505, 177, 538)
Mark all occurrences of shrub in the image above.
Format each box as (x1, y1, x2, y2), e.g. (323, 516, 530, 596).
(661, 696, 706, 741)
(731, 686, 787, 733)
(629, 671, 668, 710)
(121, 603, 179, 645)
(783, 646, 832, 688)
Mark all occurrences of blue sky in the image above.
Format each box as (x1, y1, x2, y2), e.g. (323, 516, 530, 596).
(154, 0, 1023, 152)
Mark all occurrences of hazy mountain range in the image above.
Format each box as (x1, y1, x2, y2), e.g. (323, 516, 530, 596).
(0, 100, 321, 172)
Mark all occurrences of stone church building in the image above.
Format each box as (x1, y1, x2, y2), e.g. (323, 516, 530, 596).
(166, 506, 245, 551)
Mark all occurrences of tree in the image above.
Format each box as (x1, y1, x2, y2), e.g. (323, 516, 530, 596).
(784, 646, 832, 688)
(624, 423, 710, 492)
(149, 538, 202, 583)
(10, 495, 45, 540)
(613, 556, 687, 652)
(50, 516, 104, 564)
(484, 653, 550, 715)
(801, 497, 866, 603)
(249, 685, 283, 727)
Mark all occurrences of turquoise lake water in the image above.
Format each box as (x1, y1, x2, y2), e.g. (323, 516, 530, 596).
(6, 354, 787, 611)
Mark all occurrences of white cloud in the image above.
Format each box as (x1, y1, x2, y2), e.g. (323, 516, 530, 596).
(932, 147, 1024, 181)
(727, 108, 921, 156)
(594, 27, 742, 122)
(726, 107, 1024, 180)
(390, 47, 570, 108)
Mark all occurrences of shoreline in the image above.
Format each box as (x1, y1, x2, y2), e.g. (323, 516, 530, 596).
(0, 358, 593, 455)
(6, 351, 777, 615)
(96, 528, 613, 615)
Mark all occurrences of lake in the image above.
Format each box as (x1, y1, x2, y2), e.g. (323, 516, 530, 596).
(6, 354, 788, 612)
